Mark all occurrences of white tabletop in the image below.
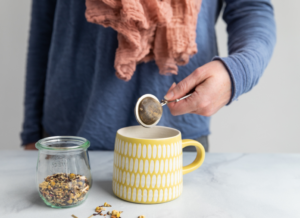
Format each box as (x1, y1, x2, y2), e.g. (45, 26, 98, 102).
(1, 151, 299, 218)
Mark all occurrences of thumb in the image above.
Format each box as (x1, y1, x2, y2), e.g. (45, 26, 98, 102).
(163, 82, 176, 101)
(164, 75, 197, 101)
(166, 82, 176, 93)
(164, 65, 209, 100)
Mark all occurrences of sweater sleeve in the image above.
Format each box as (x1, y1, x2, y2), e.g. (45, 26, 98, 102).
(21, 0, 57, 145)
(213, 0, 276, 103)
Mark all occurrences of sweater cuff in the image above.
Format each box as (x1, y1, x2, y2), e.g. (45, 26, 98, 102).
(212, 56, 241, 105)
(20, 130, 42, 146)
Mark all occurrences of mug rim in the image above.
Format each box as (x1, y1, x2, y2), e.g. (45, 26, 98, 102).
(117, 125, 181, 140)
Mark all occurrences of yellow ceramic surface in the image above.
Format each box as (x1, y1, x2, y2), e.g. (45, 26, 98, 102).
(112, 126, 205, 204)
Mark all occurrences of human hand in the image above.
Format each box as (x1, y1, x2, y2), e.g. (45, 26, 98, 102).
(164, 60, 232, 116)
(24, 142, 37, 150)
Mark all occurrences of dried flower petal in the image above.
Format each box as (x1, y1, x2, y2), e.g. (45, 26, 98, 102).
(112, 210, 118, 216)
(104, 202, 111, 207)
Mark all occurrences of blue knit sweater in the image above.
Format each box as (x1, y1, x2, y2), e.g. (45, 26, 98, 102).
(21, 0, 276, 150)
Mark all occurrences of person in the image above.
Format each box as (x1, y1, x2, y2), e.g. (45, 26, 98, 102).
(22, 0, 276, 151)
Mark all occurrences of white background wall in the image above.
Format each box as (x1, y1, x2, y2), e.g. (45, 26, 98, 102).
(0, 0, 299, 152)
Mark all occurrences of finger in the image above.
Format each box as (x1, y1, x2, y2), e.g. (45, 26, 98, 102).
(167, 82, 176, 93)
(167, 88, 202, 116)
(163, 82, 176, 102)
(189, 80, 217, 116)
(168, 79, 214, 116)
(164, 67, 208, 101)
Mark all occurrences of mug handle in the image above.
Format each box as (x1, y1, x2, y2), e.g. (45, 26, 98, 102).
(182, 139, 205, 175)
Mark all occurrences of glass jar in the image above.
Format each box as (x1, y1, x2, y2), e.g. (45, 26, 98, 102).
(35, 136, 92, 208)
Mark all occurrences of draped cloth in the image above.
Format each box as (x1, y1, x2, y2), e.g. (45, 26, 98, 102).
(85, 0, 202, 81)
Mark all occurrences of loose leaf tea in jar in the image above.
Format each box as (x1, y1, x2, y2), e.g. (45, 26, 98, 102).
(35, 136, 92, 208)
(39, 173, 90, 207)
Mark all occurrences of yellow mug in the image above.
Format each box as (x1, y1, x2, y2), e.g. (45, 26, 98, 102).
(112, 126, 205, 203)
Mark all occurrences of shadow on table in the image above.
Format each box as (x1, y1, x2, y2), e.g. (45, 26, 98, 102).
(94, 180, 114, 196)
(27, 192, 47, 208)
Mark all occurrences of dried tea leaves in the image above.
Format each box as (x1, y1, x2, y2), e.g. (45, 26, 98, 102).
(138, 97, 162, 125)
(39, 173, 90, 207)
(73, 203, 126, 218)
(93, 208, 121, 218)
(70, 202, 135, 218)
(104, 202, 111, 207)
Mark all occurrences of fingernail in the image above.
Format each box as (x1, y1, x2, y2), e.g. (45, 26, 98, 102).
(164, 91, 174, 100)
